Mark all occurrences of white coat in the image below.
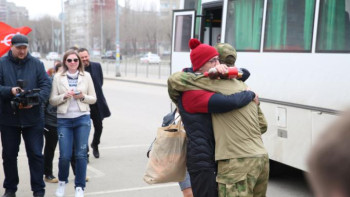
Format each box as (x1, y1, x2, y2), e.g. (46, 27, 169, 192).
(49, 71, 97, 114)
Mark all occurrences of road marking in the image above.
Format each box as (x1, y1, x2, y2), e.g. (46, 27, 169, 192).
(66, 184, 178, 196)
(87, 165, 105, 177)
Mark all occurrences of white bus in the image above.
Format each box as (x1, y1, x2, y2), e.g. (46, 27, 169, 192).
(170, 0, 350, 171)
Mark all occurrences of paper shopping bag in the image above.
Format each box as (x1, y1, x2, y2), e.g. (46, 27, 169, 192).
(143, 119, 187, 184)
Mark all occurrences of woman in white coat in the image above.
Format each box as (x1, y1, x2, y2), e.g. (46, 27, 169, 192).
(49, 50, 96, 197)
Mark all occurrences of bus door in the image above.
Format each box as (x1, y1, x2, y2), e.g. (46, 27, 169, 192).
(201, 3, 222, 45)
(171, 10, 196, 74)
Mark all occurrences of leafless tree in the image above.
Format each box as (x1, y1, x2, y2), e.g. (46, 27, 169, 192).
(7, 16, 60, 54)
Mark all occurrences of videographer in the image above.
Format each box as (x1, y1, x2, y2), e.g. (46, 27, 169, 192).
(0, 34, 51, 197)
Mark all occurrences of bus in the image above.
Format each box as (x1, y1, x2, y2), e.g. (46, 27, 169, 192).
(170, 0, 350, 171)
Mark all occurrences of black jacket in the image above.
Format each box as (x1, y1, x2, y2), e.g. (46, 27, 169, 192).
(44, 102, 57, 127)
(43, 77, 57, 127)
(0, 51, 51, 127)
(178, 98, 216, 172)
(85, 61, 111, 119)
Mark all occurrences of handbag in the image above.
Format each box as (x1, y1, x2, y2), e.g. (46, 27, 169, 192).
(143, 116, 187, 184)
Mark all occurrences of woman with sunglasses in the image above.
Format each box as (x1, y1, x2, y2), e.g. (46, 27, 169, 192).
(49, 50, 96, 197)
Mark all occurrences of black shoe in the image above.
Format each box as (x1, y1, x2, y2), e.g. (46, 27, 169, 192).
(33, 190, 45, 197)
(91, 144, 100, 158)
(2, 191, 16, 197)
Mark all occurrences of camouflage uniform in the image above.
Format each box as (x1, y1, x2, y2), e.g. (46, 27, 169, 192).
(215, 43, 237, 66)
(217, 155, 269, 197)
(215, 43, 269, 197)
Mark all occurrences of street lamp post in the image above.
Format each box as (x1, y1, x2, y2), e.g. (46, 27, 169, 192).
(115, 0, 121, 77)
(99, 0, 105, 55)
(61, 0, 65, 53)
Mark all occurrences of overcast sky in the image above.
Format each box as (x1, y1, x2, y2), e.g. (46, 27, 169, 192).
(7, 0, 159, 20)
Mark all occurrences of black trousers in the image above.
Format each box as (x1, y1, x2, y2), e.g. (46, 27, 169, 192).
(0, 124, 45, 194)
(90, 104, 103, 147)
(43, 125, 58, 176)
(189, 168, 218, 197)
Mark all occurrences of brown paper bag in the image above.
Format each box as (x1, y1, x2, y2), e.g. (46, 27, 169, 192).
(143, 119, 187, 184)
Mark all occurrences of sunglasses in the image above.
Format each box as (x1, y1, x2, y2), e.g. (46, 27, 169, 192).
(66, 58, 79, 63)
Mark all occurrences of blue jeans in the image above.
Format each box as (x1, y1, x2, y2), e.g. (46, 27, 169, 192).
(57, 115, 91, 188)
(0, 124, 45, 194)
(179, 170, 191, 191)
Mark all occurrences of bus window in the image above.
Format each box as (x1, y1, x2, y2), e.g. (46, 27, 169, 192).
(316, 0, 350, 53)
(225, 0, 264, 51)
(184, 0, 200, 9)
(184, 0, 202, 38)
(264, 0, 315, 52)
(174, 15, 193, 52)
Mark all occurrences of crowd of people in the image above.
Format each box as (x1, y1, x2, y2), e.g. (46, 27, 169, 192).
(0, 34, 110, 197)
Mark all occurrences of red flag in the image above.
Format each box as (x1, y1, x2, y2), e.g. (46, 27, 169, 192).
(0, 22, 32, 57)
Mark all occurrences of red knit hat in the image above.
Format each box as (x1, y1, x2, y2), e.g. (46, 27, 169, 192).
(189, 38, 219, 72)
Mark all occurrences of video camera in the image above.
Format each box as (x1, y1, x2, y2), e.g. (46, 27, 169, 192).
(11, 79, 40, 110)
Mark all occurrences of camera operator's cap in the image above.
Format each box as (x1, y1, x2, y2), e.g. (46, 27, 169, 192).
(215, 43, 237, 66)
(11, 34, 29, 47)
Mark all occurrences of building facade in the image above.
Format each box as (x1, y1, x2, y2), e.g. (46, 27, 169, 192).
(0, 0, 29, 26)
(64, 0, 116, 55)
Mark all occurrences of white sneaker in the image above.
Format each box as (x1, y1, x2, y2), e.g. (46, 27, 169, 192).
(75, 187, 84, 197)
(55, 181, 66, 197)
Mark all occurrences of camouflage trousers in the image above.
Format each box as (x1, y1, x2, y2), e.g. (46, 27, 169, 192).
(217, 154, 269, 197)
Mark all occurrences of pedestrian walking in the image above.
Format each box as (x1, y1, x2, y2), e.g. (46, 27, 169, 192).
(78, 48, 111, 158)
(0, 34, 51, 197)
(49, 49, 96, 197)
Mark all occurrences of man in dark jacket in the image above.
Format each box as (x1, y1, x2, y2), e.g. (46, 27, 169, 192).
(78, 48, 111, 158)
(0, 34, 51, 197)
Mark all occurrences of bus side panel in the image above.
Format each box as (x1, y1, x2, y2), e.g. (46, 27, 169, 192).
(311, 112, 339, 145)
(261, 103, 340, 171)
(261, 103, 312, 171)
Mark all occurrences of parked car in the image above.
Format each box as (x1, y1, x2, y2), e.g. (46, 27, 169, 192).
(31, 52, 41, 59)
(140, 53, 161, 64)
(101, 51, 116, 59)
(46, 52, 60, 61)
